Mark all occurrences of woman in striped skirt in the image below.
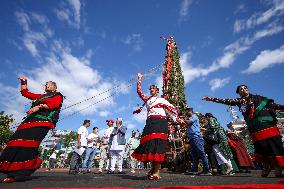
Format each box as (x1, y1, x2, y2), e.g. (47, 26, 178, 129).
(132, 73, 182, 180)
(203, 84, 284, 177)
(0, 77, 63, 183)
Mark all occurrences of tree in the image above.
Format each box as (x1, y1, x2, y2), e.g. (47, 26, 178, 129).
(61, 131, 77, 148)
(41, 149, 49, 160)
(162, 37, 187, 116)
(0, 111, 14, 145)
(161, 37, 190, 172)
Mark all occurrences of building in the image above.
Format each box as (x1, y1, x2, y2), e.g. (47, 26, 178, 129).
(226, 106, 247, 134)
(54, 129, 72, 136)
(40, 129, 73, 152)
(227, 120, 247, 134)
(227, 108, 284, 137)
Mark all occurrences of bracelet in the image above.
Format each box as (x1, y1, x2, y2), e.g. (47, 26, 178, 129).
(38, 104, 45, 109)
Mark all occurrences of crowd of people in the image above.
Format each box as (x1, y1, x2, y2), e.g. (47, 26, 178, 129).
(0, 74, 284, 183)
(68, 118, 139, 175)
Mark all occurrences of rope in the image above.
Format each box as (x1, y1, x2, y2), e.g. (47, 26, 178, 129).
(61, 63, 163, 111)
(58, 83, 133, 122)
(9, 63, 163, 130)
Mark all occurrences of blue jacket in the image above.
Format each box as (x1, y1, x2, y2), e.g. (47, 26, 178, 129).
(109, 125, 127, 145)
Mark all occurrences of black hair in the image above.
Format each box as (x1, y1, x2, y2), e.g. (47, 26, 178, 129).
(185, 107, 193, 112)
(236, 84, 248, 94)
(149, 85, 159, 91)
(93, 126, 98, 130)
(83, 120, 90, 125)
(205, 113, 214, 118)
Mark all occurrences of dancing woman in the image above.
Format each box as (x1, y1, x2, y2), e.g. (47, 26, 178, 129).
(0, 77, 63, 183)
(203, 84, 284, 177)
(132, 73, 182, 180)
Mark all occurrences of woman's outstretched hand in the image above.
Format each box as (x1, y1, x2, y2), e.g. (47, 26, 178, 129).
(137, 72, 143, 80)
(202, 96, 214, 101)
(18, 77, 27, 85)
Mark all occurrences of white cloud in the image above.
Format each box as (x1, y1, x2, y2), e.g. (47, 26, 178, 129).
(180, 0, 192, 18)
(31, 12, 48, 24)
(55, 0, 81, 29)
(242, 45, 284, 74)
(180, 24, 283, 83)
(99, 111, 110, 117)
(155, 75, 163, 91)
(0, 41, 131, 124)
(31, 12, 54, 37)
(68, 0, 81, 25)
(234, 0, 284, 33)
(209, 77, 231, 91)
(15, 11, 30, 31)
(234, 4, 246, 15)
(15, 11, 52, 58)
(0, 83, 28, 125)
(253, 23, 283, 40)
(127, 123, 136, 130)
(123, 34, 144, 52)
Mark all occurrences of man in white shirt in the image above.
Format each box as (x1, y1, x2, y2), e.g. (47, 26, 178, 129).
(98, 119, 114, 173)
(69, 120, 90, 175)
(82, 127, 100, 173)
(108, 117, 127, 174)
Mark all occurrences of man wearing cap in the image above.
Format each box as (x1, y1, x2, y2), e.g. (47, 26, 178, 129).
(98, 119, 114, 173)
(108, 117, 127, 174)
(183, 107, 211, 176)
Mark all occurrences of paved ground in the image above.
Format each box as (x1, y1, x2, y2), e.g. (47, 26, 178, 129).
(0, 169, 283, 189)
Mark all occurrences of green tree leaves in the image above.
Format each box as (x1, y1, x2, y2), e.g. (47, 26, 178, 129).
(0, 111, 14, 145)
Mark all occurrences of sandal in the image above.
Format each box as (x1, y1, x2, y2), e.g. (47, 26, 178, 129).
(147, 169, 154, 177)
(226, 170, 235, 175)
(148, 174, 160, 181)
(1, 177, 16, 183)
(226, 167, 233, 175)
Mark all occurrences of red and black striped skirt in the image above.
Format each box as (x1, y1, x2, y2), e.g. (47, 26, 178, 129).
(132, 117, 169, 163)
(0, 119, 53, 178)
(251, 126, 284, 167)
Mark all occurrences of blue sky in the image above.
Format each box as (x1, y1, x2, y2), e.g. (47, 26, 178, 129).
(1, 0, 284, 138)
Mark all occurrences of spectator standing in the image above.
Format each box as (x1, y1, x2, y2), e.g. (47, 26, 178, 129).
(108, 117, 127, 174)
(98, 119, 114, 173)
(183, 107, 211, 176)
(127, 131, 140, 173)
(48, 149, 57, 171)
(69, 120, 90, 175)
(82, 127, 100, 173)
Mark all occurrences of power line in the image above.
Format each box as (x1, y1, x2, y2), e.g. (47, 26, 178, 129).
(9, 63, 163, 130)
(61, 63, 163, 111)
(59, 83, 133, 122)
